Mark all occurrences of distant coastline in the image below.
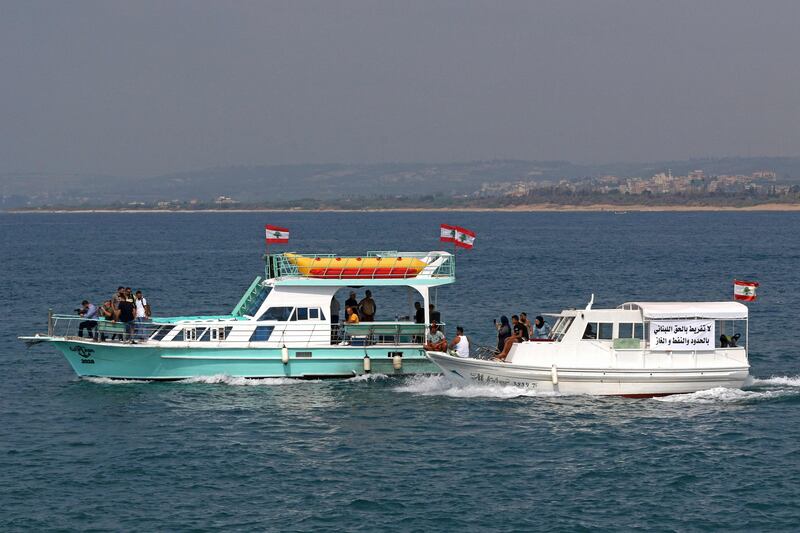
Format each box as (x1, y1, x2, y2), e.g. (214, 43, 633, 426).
(9, 203, 800, 214)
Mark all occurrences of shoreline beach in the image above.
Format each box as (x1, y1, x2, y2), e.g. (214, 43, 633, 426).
(7, 203, 800, 214)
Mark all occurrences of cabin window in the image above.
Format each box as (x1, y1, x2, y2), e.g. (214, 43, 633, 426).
(150, 325, 174, 341)
(598, 323, 613, 340)
(618, 323, 643, 339)
(210, 327, 231, 341)
(550, 316, 574, 341)
(183, 328, 197, 341)
(296, 308, 309, 321)
(309, 308, 319, 320)
(259, 307, 294, 321)
(198, 328, 211, 342)
(250, 325, 274, 342)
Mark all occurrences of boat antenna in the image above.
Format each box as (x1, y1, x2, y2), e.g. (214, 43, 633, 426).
(585, 293, 594, 310)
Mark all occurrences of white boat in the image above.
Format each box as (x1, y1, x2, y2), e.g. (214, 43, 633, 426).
(427, 298, 750, 397)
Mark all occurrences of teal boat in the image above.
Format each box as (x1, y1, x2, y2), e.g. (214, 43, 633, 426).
(21, 250, 455, 380)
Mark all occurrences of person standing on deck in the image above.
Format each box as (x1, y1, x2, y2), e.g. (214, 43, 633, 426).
(330, 295, 341, 324)
(345, 291, 358, 312)
(414, 302, 425, 324)
(116, 297, 136, 343)
(134, 290, 150, 340)
(429, 304, 441, 323)
(359, 290, 376, 322)
(449, 326, 470, 358)
(111, 286, 125, 311)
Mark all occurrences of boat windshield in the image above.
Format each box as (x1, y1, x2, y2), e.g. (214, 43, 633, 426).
(549, 316, 574, 342)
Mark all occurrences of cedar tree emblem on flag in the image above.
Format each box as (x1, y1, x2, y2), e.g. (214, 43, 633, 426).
(440, 224, 458, 243)
(265, 225, 289, 244)
(733, 279, 758, 301)
(454, 226, 476, 249)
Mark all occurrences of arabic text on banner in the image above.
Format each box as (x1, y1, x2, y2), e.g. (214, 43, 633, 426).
(648, 320, 715, 351)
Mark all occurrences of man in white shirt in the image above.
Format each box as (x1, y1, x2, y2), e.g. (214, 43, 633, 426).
(449, 326, 470, 358)
(134, 290, 150, 340)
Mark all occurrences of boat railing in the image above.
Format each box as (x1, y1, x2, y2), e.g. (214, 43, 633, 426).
(267, 251, 455, 280)
(339, 322, 432, 347)
(38, 315, 436, 348)
(43, 314, 170, 344)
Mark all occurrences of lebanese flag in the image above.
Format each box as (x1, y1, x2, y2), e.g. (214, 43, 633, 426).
(734, 279, 758, 301)
(440, 224, 457, 243)
(265, 225, 289, 244)
(454, 226, 476, 249)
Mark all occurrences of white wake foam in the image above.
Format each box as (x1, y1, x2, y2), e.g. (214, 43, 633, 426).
(82, 377, 150, 384)
(346, 373, 390, 383)
(178, 374, 311, 386)
(654, 386, 790, 404)
(750, 375, 800, 387)
(394, 375, 551, 399)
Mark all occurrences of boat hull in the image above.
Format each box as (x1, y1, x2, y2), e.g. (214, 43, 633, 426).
(50, 339, 438, 380)
(426, 352, 749, 397)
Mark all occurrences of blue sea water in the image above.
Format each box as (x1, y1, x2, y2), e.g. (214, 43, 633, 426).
(1, 211, 799, 531)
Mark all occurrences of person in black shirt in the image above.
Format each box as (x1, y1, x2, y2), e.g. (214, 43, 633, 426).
(511, 315, 529, 341)
(429, 304, 441, 323)
(117, 298, 136, 342)
(414, 302, 425, 324)
(345, 291, 358, 311)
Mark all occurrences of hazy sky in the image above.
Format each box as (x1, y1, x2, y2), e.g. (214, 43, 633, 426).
(2, 0, 799, 176)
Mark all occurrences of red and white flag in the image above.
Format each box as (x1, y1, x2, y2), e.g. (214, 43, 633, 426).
(454, 226, 476, 249)
(734, 279, 758, 301)
(265, 225, 289, 244)
(440, 224, 458, 243)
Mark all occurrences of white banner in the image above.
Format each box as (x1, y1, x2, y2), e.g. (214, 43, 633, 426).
(649, 320, 715, 351)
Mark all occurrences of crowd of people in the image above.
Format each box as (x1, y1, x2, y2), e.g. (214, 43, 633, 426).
(493, 312, 550, 361)
(77, 286, 151, 343)
(330, 290, 378, 325)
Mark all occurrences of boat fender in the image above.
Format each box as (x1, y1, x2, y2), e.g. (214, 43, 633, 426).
(363, 355, 371, 373)
(392, 354, 403, 370)
(281, 345, 289, 365)
(551, 365, 558, 385)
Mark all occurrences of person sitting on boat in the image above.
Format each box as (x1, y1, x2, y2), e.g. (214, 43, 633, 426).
(414, 302, 425, 324)
(495, 322, 527, 361)
(495, 316, 511, 353)
(358, 290, 377, 322)
(720, 333, 741, 348)
(97, 298, 123, 341)
(511, 315, 529, 341)
(77, 300, 99, 339)
(346, 306, 360, 324)
(519, 312, 533, 337)
(582, 324, 596, 339)
(531, 315, 551, 339)
(449, 326, 469, 358)
(424, 323, 447, 352)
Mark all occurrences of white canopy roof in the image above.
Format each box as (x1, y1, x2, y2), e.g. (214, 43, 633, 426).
(622, 302, 748, 319)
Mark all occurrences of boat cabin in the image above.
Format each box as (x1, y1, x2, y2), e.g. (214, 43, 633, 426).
(540, 301, 749, 351)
